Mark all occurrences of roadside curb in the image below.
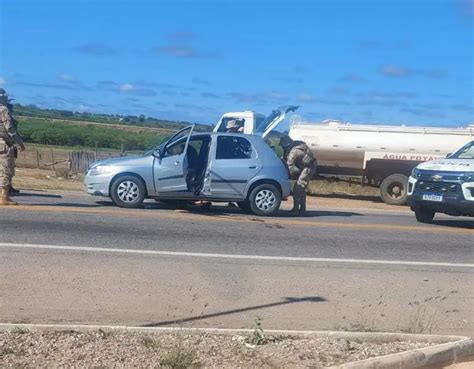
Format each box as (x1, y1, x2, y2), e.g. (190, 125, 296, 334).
(1, 323, 472, 368)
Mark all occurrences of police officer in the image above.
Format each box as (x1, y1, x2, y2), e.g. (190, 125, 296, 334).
(226, 119, 244, 133)
(0, 88, 25, 205)
(280, 135, 316, 216)
(6, 100, 20, 194)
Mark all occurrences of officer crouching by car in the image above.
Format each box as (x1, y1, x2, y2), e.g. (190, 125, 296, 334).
(279, 136, 316, 216)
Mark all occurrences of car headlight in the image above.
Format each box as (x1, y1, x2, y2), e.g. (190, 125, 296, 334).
(89, 165, 113, 176)
(411, 167, 421, 178)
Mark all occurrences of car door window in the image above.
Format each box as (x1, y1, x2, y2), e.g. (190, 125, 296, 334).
(164, 139, 185, 157)
(216, 136, 253, 160)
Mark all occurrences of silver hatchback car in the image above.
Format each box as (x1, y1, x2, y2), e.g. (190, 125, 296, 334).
(85, 126, 291, 216)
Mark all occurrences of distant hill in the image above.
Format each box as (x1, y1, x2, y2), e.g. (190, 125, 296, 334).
(13, 103, 213, 132)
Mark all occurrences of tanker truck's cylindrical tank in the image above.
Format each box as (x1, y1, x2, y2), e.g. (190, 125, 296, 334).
(289, 121, 473, 171)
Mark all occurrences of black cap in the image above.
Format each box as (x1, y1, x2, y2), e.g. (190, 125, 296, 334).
(0, 88, 6, 95)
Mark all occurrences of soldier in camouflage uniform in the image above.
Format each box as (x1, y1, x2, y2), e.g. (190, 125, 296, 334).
(0, 88, 25, 205)
(280, 135, 316, 216)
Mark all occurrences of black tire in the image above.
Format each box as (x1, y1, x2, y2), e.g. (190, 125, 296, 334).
(248, 183, 281, 216)
(380, 174, 408, 205)
(237, 201, 252, 213)
(414, 207, 435, 223)
(110, 175, 146, 208)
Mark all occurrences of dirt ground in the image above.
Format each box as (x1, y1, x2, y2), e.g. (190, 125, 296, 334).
(0, 329, 437, 368)
(13, 168, 84, 192)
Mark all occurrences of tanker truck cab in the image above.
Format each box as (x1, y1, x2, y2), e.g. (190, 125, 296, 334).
(408, 140, 474, 223)
(213, 106, 300, 138)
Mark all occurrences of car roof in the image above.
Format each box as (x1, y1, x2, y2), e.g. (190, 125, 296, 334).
(191, 132, 263, 141)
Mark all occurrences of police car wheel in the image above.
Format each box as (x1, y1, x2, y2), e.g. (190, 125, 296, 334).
(249, 184, 281, 216)
(414, 207, 435, 223)
(110, 175, 146, 208)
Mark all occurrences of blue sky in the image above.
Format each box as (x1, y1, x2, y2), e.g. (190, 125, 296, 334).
(0, 0, 473, 127)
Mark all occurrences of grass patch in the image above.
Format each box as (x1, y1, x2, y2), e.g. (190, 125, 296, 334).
(245, 317, 269, 346)
(10, 327, 29, 335)
(141, 336, 160, 350)
(160, 346, 200, 369)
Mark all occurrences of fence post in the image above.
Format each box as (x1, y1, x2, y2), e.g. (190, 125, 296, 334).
(51, 148, 55, 171)
(36, 148, 40, 169)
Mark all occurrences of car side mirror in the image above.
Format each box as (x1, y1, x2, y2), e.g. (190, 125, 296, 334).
(446, 153, 451, 158)
(153, 148, 162, 158)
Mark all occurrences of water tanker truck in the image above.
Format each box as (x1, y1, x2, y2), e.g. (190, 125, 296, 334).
(213, 105, 473, 205)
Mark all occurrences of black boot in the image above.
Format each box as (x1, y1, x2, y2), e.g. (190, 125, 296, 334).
(9, 186, 20, 195)
(299, 197, 307, 216)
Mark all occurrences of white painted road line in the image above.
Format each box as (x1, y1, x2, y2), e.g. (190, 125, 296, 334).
(1, 242, 473, 268)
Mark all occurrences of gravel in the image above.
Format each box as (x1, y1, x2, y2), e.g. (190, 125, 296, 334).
(0, 329, 437, 368)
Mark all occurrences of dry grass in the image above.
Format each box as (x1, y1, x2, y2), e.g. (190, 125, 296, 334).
(1, 329, 437, 368)
(13, 168, 84, 191)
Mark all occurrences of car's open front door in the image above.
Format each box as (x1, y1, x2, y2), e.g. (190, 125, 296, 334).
(257, 105, 299, 139)
(153, 125, 194, 193)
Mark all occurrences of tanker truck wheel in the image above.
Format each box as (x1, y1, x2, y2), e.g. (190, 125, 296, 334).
(380, 174, 408, 205)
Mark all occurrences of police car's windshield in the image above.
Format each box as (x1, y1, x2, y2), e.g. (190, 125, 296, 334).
(451, 141, 474, 159)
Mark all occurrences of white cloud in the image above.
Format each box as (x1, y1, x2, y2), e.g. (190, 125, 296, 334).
(119, 83, 134, 92)
(58, 73, 77, 82)
(380, 65, 412, 78)
(298, 93, 315, 102)
(0, 77, 6, 86)
(77, 104, 91, 113)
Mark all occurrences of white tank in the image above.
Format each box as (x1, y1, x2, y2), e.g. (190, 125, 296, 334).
(289, 120, 474, 170)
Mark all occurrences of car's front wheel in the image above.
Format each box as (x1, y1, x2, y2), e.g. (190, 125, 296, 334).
(248, 184, 281, 216)
(414, 207, 435, 223)
(110, 175, 146, 208)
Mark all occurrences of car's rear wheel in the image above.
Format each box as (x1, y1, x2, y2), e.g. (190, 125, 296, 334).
(414, 207, 435, 223)
(110, 175, 146, 208)
(249, 184, 281, 216)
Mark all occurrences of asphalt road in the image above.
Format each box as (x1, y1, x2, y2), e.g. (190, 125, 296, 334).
(1, 191, 473, 336)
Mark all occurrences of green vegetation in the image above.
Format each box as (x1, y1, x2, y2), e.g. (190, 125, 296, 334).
(12, 103, 217, 151)
(245, 317, 269, 346)
(13, 103, 212, 132)
(19, 118, 168, 151)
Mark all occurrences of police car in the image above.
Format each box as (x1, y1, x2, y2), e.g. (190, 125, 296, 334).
(408, 141, 474, 223)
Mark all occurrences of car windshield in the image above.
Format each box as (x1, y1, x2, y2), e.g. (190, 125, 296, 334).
(451, 141, 474, 159)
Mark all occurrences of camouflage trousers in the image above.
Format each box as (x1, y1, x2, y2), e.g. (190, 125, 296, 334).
(291, 165, 316, 214)
(0, 144, 14, 189)
(296, 164, 316, 188)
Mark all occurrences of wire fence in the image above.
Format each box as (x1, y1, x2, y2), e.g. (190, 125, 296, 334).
(16, 146, 128, 174)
